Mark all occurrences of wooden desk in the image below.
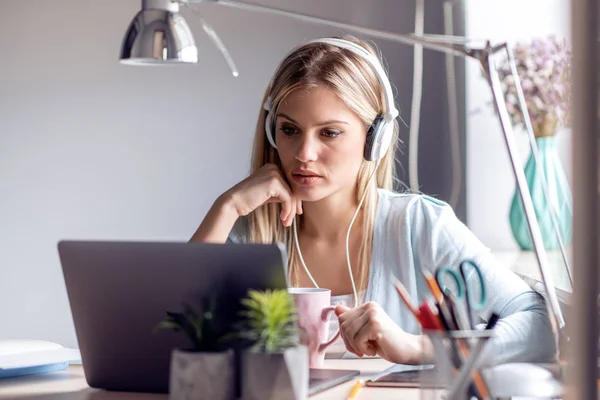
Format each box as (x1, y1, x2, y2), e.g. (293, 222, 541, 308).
(0, 359, 423, 400)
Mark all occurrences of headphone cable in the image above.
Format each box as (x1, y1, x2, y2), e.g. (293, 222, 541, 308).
(292, 160, 381, 308)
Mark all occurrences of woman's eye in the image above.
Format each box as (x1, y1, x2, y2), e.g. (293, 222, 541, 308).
(279, 126, 297, 135)
(322, 130, 342, 138)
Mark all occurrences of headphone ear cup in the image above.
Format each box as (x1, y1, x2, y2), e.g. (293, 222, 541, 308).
(378, 120, 394, 160)
(264, 110, 278, 149)
(364, 114, 384, 161)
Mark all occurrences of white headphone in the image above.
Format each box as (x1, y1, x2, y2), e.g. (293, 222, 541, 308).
(263, 37, 399, 162)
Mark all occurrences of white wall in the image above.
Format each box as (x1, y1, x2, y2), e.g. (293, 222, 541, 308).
(465, 0, 572, 250)
(0, 0, 419, 349)
(0, 0, 331, 349)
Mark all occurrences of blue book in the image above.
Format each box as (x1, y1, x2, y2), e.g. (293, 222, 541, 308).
(0, 362, 70, 379)
(0, 340, 81, 379)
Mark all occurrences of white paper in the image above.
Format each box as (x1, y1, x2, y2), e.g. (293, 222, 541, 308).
(0, 341, 81, 369)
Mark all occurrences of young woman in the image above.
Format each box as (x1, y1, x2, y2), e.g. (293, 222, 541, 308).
(190, 35, 556, 366)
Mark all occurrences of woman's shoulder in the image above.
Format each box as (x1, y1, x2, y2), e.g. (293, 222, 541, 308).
(375, 189, 485, 271)
(376, 188, 454, 222)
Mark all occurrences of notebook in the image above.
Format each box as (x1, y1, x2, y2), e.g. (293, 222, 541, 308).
(0, 340, 81, 379)
(365, 364, 441, 388)
(309, 368, 360, 395)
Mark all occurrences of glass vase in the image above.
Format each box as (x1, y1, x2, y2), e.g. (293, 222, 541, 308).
(509, 135, 572, 250)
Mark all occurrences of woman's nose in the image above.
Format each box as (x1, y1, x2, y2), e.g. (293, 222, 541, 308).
(295, 134, 319, 162)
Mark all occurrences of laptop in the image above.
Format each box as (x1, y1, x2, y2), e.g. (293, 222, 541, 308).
(58, 240, 358, 395)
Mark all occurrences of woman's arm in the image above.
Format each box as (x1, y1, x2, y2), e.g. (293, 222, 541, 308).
(333, 195, 556, 365)
(411, 195, 557, 365)
(189, 164, 302, 243)
(334, 302, 435, 364)
(479, 295, 555, 365)
(189, 194, 240, 243)
(468, 261, 556, 365)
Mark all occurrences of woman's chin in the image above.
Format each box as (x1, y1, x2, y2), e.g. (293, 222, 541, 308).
(291, 186, 328, 202)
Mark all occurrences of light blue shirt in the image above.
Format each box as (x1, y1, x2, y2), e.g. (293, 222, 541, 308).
(228, 189, 556, 366)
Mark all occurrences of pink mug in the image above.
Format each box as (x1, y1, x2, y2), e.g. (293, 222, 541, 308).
(289, 288, 341, 368)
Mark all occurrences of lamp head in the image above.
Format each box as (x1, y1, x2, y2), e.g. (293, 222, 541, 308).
(120, 0, 198, 65)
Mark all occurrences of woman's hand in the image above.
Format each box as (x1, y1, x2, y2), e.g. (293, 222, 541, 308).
(222, 163, 302, 227)
(334, 302, 428, 364)
(190, 163, 300, 243)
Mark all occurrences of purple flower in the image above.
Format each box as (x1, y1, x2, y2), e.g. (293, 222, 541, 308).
(495, 35, 572, 131)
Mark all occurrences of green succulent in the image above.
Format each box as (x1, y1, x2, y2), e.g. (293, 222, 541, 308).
(238, 289, 298, 353)
(155, 296, 225, 352)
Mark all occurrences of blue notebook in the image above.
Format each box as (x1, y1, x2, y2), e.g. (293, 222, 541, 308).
(0, 340, 81, 379)
(0, 362, 70, 379)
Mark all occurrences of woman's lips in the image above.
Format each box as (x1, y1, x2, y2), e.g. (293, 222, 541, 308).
(291, 172, 322, 185)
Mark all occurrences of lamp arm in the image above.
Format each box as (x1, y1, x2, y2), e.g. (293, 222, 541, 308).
(183, 0, 472, 57)
(506, 45, 574, 290)
(183, 2, 239, 76)
(483, 45, 565, 333)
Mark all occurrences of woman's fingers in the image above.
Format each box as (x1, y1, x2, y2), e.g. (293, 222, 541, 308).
(339, 329, 362, 357)
(287, 198, 298, 226)
(277, 191, 293, 226)
(353, 321, 383, 356)
(343, 308, 382, 357)
(337, 306, 367, 356)
(341, 309, 371, 345)
(256, 166, 304, 226)
(266, 175, 292, 226)
(337, 303, 387, 358)
(334, 306, 359, 356)
(334, 305, 351, 316)
(270, 175, 299, 227)
(268, 190, 298, 227)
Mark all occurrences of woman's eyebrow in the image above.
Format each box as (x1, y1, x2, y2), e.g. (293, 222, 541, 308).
(314, 119, 349, 126)
(277, 113, 349, 126)
(276, 113, 299, 124)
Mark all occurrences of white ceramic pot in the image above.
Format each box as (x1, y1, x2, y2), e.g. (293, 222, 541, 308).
(241, 345, 309, 400)
(169, 348, 235, 400)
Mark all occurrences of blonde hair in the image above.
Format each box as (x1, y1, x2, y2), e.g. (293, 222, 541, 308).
(248, 35, 399, 292)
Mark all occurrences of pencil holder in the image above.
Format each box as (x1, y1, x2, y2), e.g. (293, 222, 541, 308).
(420, 330, 494, 400)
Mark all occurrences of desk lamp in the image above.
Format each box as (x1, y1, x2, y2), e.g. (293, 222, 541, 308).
(119, 0, 568, 350)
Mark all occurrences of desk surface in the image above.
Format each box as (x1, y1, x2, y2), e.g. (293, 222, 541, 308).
(0, 359, 425, 400)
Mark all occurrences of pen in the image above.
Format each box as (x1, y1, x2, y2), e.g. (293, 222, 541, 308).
(443, 291, 467, 331)
(485, 312, 499, 330)
(393, 280, 420, 319)
(434, 302, 462, 368)
(443, 293, 490, 399)
(420, 301, 445, 331)
(435, 294, 458, 331)
(394, 278, 489, 396)
(346, 379, 364, 400)
(422, 269, 444, 303)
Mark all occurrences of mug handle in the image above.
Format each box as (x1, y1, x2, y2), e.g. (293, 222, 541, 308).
(318, 306, 341, 352)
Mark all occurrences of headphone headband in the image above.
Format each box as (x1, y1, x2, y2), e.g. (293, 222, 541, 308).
(263, 37, 398, 161)
(308, 38, 398, 120)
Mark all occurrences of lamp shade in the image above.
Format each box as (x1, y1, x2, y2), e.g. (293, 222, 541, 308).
(120, 1, 198, 65)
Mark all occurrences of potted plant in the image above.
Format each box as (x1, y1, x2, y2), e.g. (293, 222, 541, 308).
(237, 289, 308, 400)
(155, 297, 235, 400)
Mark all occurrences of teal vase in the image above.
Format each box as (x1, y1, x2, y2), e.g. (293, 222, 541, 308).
(509, 136, 573, 250)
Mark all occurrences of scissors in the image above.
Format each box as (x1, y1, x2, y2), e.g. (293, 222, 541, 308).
(434, 260, 486, 330)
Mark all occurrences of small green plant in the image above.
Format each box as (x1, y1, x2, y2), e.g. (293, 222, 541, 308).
(238, 289, 298, 353)
(155, 296, 225, 352)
